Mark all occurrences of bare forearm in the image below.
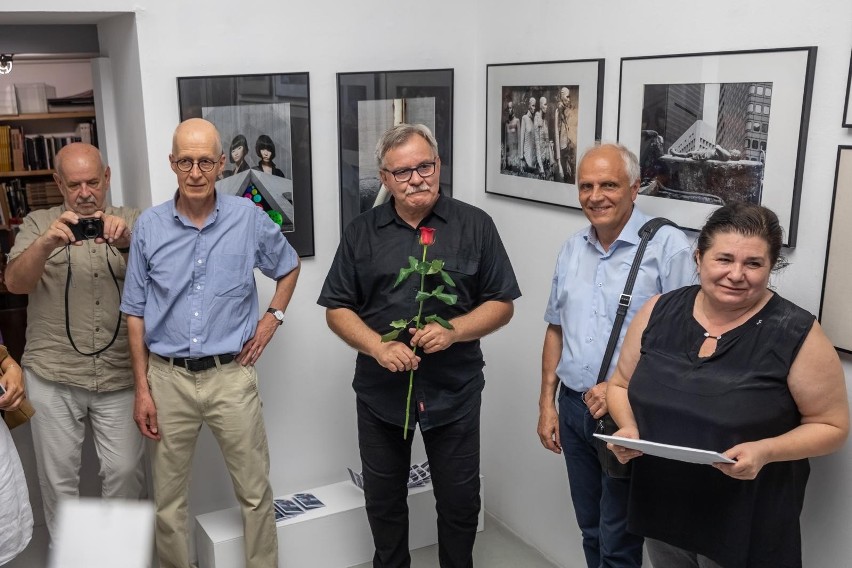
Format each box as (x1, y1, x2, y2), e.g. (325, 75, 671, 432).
(127, 315, 150, 393)
(540, 324, 562, 408)
(326, 307, 383, 359)
(606, 377, 637, 430)
(269, 263, 300, 312)
(5, 238, 56, 293)
(449, 300, 514, 344)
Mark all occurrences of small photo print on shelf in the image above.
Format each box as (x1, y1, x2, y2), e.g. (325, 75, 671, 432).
(292, 493, 325, 510)
(274, 499, 305, 519)
(348, 462, 431, 490)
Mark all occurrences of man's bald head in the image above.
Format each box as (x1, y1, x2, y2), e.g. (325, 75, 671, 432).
(54, 143, 106, 180)
(171, 118, 223, 156)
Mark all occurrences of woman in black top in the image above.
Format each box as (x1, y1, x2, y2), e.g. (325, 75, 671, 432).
(606, 203, 848, 568)
(222, 134, 251, 178)
(252, 134, 285, 177)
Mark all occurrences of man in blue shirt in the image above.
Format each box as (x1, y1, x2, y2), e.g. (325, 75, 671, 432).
(537, 143, 694, 568)
(121, 118, 300, 568)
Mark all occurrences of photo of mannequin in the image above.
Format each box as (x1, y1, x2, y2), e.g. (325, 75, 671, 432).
(253, 134, 286, 178)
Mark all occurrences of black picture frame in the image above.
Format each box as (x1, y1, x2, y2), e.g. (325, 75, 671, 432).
(177, 72, 314, 257)
(617, 47, 817, 247)
(843, 50, 852, 128)
(337, 68, 453, 232)
(485, 58, 604, 209)
(819, 145, 852, 353)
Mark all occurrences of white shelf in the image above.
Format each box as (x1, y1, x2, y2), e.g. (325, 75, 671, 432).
(195, 476, 485, 568)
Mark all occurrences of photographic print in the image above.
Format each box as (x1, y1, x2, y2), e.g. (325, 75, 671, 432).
(486, 59, 604, 209)
(618, 48, 817, 246)
(819, 146, 852, 353)
(337, 68, 453, 232)
(177, 73, 315, 257)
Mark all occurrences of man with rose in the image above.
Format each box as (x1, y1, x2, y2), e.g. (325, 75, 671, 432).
(319, 123, 521, 567)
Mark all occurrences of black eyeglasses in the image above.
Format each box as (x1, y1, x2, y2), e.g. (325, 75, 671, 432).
(171, 157, 220, 173)
(383, 161, 437, 183)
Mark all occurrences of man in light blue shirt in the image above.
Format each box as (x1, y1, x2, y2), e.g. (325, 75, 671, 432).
(537, 143, 693, 568)
(121, 118, 300, 568)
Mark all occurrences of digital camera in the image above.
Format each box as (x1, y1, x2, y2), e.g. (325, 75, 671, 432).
(70, 218, 104, 241)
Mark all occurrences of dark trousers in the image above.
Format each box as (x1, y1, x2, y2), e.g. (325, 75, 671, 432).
(558, 385, 643, 568)
(357, 398, 481, 568)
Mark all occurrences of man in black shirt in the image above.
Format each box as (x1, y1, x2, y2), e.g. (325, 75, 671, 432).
(319, 124, 520, 568)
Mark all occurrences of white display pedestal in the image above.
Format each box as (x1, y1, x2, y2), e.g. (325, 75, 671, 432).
(195, 476, 485, 568)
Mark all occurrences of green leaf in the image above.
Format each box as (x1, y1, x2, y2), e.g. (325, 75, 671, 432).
(415, 261, 431, 275)
(425, 314, 454, 330)
(408, 256, 419, 268)
(381, 329, 402, 342)
(415, 291, 432, 303)
(440, 270, 456, 288)
(389, 319, 409, 329)
(427, 259, 444, 274)
(431, 285, 444, 295)
(435, 292, 458, 305)
(393, 267, 415, 287)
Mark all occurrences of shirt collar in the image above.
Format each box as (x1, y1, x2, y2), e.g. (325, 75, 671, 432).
(584, 205, 649, 249)
(170, 189, 221, 229)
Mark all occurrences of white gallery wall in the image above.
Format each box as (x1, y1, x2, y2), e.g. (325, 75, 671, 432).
(0, 1, 851, 566)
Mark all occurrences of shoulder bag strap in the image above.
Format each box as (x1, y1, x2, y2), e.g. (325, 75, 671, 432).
(596, 217, 678, 384)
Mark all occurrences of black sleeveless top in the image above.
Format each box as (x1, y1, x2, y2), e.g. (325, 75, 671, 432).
(627, 285, 815, 568)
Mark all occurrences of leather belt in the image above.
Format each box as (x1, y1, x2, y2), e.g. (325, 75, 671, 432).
(157, 353, 235, 372)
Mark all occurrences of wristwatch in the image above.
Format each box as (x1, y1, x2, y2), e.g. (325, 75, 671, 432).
(266, 307, 285, 325)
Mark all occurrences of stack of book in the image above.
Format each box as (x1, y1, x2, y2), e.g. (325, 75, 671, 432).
(47, 90, 95, 113)
(26, 180, 63, 210)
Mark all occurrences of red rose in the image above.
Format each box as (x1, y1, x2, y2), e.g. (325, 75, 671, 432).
(419, 227, 436, 246)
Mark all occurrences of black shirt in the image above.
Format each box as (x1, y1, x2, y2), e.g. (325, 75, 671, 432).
(318, 195, 521, 430)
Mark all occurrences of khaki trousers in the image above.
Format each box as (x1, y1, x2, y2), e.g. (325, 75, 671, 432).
(147, 355, 277, 568)
(25, 368, 145, 539)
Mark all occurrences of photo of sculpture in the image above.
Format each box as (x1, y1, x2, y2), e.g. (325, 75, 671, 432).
(500, 85, 578, 184)
(356, 96, 436, 213)
(203, 103, 296, 232)
(639, 82, 773, 205)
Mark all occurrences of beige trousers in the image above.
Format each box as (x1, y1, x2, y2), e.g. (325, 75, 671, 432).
(147, 355, 277, 568)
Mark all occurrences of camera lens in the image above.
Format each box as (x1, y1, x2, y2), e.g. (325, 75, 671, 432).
(83, 222, 100, 239)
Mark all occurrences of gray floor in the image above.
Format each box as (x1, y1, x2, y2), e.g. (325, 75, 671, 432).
(11, 513, 559, 568)
(350, 513, 558, 568)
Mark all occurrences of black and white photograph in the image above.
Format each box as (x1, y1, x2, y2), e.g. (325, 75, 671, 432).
(618, 48, 817, 246)
(638, 82, 773, 206)
(274, 498, 305, 517)
(486, 59, 604, 209)
(337, 68, 453, 232)
(292, 493, 325, 510)
(499, 85, 578, 184)
(177, 72, 315, 256)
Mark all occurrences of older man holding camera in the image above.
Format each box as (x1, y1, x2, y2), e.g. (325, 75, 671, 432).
(5, 142, 144, 541)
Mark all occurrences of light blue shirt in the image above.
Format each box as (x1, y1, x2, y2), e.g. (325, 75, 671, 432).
(544, 207, 694, 392)
(120, 192, 299, 358)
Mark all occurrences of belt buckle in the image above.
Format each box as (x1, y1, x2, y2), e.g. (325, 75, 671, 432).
(185, 357, 207, 372)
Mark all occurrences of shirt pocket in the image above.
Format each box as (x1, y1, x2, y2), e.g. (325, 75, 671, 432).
(442, 253, 480, 306)
(213, 253, 250, 297)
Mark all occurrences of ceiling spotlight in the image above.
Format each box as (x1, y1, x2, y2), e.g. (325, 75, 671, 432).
(0, 54, 12, 75)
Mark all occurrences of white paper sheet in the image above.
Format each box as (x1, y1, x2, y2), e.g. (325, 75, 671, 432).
(594, 434, 736, 465)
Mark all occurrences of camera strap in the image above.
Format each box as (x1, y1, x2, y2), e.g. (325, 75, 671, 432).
(64, 245, 123, 357)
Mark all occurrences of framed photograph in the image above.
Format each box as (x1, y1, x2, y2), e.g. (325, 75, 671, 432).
(844, 50, 852, 128)
(485, 59, 604, 209)
(819, 146, 852, 353)
(177, 72, 314, 257)
(618, 47, 817, 247)
(337, 68, 453, 231)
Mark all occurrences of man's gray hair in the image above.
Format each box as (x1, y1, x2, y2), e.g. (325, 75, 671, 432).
(375, 123, 439, 168)
(578, 142, 640, 186)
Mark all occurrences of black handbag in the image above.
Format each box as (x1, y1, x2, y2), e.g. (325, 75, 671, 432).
(592, 217, 676, 479)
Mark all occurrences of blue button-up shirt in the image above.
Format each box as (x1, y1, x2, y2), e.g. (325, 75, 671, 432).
(120, 192, 299, 358)
(544, 207, 694, 392)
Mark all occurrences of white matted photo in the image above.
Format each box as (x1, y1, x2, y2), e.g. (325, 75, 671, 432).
(485, 59, 604, 209)
(618, 47, 817, 246)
